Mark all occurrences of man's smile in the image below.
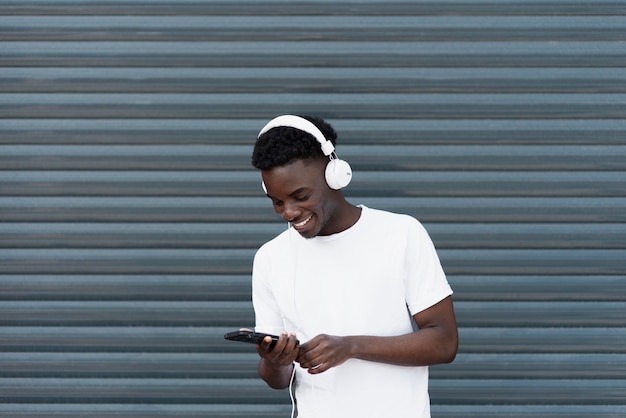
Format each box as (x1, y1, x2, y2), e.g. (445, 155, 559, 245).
(292, 214, 313, 229)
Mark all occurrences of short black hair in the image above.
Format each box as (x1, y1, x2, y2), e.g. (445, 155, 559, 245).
(251, 115, 338, 170)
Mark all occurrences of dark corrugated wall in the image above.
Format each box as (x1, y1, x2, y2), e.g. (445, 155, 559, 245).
(1, 1, 626, 417)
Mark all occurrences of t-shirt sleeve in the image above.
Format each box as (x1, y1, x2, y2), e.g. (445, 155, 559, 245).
(251, 247, 285, 335)
(403, 218, 453, 316)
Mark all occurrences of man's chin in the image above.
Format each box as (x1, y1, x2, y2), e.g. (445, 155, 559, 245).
(296, 230, 317, 239)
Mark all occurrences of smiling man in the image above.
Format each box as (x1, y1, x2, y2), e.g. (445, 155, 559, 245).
(250, 115, 458, 418)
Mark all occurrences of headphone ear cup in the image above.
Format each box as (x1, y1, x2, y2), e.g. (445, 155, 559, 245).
(325, 159, 352, 190)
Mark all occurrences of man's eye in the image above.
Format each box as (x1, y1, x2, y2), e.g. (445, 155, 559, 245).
(295, 195, 310, 201)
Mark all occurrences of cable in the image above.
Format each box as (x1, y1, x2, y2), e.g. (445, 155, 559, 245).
(289, 363, 297, 418)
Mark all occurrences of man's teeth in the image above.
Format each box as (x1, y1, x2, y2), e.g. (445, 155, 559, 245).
(293, 215, 312, 228)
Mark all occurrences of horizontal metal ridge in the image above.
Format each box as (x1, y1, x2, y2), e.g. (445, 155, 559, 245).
(3, 222, 626, 250)
(450, 275, 626, 301)
(1, 326, 624, 354)
(433, 353, 626, 379)
(1, 275, 624, 302)
(1, 352, 624, 379)
(433, 405, 626, 418)
(0, 300, 623, 327)
(2, 93, 626, 119)
(2, 144, 625, 171)
(429, 379, 626, 404)
(0, 377, 623, 404)
(4, 15, 626, 29)
(2, 1, 626, 16)
(3, 16, 625, 43)
(3, 68, 626, 94)
(460, 327, 626, 354)
(0, 275, 253, 301)
(2, 171, 624, 197)
(3, 119, 625, 145)
(0, 403, 293, 418)
(0, 352, 262, 379)
(2, 42, 625, 68)
(2, 197, 625, 223)
(0, 300, 256, 327)
(5, 41, 624, 54)
(1, 248, 625, 275)
(0, 377, 285, 404)
(0, 403, 623, 418)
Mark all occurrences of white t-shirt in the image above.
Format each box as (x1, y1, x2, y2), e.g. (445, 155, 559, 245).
(252, 206, 453, 418)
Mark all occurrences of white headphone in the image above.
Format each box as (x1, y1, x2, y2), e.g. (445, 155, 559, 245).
(257, 115, 353, 191)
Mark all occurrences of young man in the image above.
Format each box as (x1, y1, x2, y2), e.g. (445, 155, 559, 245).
(250, 115, 458, 418)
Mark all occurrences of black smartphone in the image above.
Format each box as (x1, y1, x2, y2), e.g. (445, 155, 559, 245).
(224, 330, 279, 347)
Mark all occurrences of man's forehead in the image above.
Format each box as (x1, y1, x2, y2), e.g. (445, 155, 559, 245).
(262, 159, 324, 191)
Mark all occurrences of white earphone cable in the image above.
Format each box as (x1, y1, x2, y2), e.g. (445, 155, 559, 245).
(289, 363, 297, 418)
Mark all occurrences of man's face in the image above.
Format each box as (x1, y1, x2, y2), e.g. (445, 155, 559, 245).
(261, 158, 340, 238)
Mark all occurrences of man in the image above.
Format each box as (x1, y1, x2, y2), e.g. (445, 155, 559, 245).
(250, 114, 458, 418)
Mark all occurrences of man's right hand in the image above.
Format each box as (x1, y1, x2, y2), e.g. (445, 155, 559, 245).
(257, 332, 300, 389)
(257, 332, 300, 367)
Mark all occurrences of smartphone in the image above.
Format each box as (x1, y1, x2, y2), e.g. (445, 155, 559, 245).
(224, 330, 279, 347)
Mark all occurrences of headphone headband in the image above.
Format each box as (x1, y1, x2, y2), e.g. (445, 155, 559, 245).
(257, 115, 335, 156)
(257, 115, 352, 191)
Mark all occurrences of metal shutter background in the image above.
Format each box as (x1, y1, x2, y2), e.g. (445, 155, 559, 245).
(1, 1, 625, 417)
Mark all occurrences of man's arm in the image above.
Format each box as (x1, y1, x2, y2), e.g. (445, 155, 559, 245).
(296, 296, 458, 374)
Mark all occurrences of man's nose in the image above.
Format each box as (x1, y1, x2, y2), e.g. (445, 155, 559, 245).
(282, 201, 301, 221)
